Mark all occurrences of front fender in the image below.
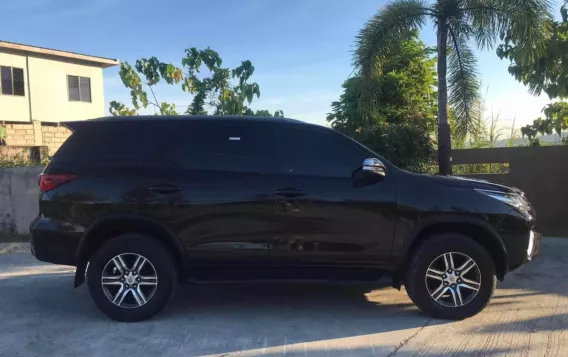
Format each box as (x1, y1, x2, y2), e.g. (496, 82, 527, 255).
(392, 214, 509, 281)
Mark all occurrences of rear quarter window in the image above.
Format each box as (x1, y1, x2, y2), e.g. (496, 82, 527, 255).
(52, 121, 177, 165)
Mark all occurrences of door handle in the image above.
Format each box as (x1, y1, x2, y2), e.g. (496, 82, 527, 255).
(275, 188, 305, 198)
(149, 183, 182, 194)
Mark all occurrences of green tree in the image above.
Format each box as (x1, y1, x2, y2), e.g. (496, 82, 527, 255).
(355, 0, 553, 174)
(327, 32, 437, 171)
(498, 1, 568, 99)
(110, 47, 283, 118)
(497, 1, 568, 145)
(521, 102, 568, 145)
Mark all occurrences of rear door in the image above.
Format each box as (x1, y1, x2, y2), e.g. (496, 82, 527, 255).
(159, 120, 278, 273)
(43, 120, 181, 225)
(267, 124, 397, 269)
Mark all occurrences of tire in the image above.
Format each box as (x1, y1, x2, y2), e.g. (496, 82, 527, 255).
(405, 233, 496, 320)
(87, 234, 177, 322)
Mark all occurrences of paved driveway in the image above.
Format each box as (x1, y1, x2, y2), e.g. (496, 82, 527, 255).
(0, 238, 567, 357)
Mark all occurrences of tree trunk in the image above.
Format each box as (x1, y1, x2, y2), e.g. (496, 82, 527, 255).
(437, 18, 452, 175)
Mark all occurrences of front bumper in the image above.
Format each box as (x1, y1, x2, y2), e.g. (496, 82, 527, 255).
(527, 230, 542, 261)
(506, 229, 541, 274)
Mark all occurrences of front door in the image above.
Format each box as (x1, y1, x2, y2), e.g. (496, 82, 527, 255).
(268, 124, 397, 270)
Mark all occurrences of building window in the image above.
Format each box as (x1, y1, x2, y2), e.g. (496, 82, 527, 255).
(0, 66, 25, 96)
(67, 75, 91, 102)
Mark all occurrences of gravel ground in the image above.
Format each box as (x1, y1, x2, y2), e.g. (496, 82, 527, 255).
(0, 238, 567, 357)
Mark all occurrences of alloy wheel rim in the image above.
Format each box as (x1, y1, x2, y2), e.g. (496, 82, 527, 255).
(425, 252, 481, 308)
(101, 253, 158, 309)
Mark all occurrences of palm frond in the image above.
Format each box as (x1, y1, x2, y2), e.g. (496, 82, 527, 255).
(460, 0, 501, 49)
(354, 0, 431, 121)
(464, 0, 553, 61)
(355, 0, 431, 73)
(448, 29, 481, 140)
(501, 0, 553, 62)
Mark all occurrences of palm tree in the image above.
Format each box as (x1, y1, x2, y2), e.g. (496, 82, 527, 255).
(355, 0, 553, 174)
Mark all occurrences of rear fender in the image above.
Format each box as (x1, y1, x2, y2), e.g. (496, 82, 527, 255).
(73, 214, 185, 287)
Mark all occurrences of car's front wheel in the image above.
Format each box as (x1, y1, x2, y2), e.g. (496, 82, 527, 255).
(405, 233, 497, 320)
(87, 234, 177, 322)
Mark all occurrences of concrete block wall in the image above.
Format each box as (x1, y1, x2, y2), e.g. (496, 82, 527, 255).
(2, 122, 71, 155)
(4, 123, 36, 146)
(40, 125, 72, 155)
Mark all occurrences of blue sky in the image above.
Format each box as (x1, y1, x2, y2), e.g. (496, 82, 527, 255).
(0, 0, 560, 129)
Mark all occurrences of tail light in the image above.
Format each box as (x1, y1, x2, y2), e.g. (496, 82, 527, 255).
(38, 173, 77, 192)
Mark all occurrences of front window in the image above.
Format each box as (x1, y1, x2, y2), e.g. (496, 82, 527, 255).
(273, 126, 370, 178)
(0, 66, 25, 96)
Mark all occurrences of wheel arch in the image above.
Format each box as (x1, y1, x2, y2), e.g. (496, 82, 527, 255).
(400, 216, 509, 284)
(73, 214, 185, 287)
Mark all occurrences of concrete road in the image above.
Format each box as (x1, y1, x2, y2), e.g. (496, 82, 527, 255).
(1, 239, 567, 357)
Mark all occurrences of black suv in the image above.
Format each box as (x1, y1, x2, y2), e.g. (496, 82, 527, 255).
(30, 116, 541, 322)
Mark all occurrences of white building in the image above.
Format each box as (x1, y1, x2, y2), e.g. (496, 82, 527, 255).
(0, 41, 119, 152)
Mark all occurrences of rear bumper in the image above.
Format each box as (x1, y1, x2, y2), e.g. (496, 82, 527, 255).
(29, 217, 83, 267)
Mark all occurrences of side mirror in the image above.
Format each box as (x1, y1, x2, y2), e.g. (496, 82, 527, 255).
(362, 158, 386, 177)
(352, 158, 386, 187)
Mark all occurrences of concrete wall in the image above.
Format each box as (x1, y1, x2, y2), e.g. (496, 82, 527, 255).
(0, 167, 43, 234)
(453, 146, 568, 236)
(0, 49, 105, 123)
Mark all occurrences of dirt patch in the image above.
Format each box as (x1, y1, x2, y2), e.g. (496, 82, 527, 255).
(0, 242, 30, 254)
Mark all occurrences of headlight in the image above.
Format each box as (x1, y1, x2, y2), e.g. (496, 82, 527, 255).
(475, 189, 531, 216)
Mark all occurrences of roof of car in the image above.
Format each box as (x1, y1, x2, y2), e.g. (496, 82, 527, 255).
(91, 115, 303, 123)
(63, 115, 313, 133)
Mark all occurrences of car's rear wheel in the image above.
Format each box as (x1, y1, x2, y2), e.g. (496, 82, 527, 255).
(87, 234, 176, 322)
(405, 233, 497, 320)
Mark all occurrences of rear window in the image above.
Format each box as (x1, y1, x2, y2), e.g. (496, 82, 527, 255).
(52, 121, 176, 164)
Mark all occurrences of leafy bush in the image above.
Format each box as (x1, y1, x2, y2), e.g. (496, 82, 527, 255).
(351, 123, 435, 172)
(0, 148, 50, 168)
